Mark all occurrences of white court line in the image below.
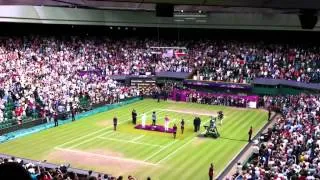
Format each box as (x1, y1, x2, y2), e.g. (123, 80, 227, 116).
(144, 140, 177, 161)
(56, 109, 156, 149)
(56, 128, 110, 148)
(97, 137, 163, 147)
(156, 137, 195, 164)
(68, 131, 114, 149)
(156, 118, 212, 164)
(55, 147, 157, 166)
(159, 109, 216, 116)
(130, 135, 145, 142)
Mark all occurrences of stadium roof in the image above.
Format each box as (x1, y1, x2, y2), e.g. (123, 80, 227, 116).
(2, 0, 320, 13)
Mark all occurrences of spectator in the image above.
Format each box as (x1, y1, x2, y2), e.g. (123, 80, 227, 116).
(234, 94, 320, 179)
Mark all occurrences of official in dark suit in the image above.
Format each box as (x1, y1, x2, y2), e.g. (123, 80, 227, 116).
(132, 110, 137, 125)
(113, 116, 118, 131)
(193, 117, 197, 132)
(196, 117, 201, 132)
(248, 126, 253, 142)
(54, 112, 59, 127)
(181, 119, 185, 134)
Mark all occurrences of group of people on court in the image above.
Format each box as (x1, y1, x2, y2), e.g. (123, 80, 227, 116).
(130, 109, 185, 139)
(113, 110, 228, 140)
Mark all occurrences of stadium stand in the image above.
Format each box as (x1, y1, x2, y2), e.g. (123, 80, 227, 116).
(232, 95, 320, 179)
(1, 34, 320, 128)
(0, 154, 126, 180)
(1, 1, 320, 178)
(196, 41, 320, 83)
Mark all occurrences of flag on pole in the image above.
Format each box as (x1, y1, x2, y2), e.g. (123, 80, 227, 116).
(175, 49, 187, 59)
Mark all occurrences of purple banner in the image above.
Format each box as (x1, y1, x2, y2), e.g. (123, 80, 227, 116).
(183, 80, 252, 90)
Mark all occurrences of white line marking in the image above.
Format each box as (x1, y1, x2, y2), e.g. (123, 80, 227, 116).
(156, 118, 212, 164)
(130, 135, 145, 142)
(159, 109, 216, 116)
(144, 140, 177, 161)
(97, 137, 163, 147)
(55, 147, 157, 166)
(56, 128, 110, 148)
(68, 131, 114, 149)
(156, 137, 194, 164)
(56, 109, 156, 148)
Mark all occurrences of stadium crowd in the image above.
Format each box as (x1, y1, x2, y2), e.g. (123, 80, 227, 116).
(0, 156, 141, 180)
(1, 36, 320, 124)
(0, 36, 145, 124)
(0, 34, 320, 179)
(234, 95, 320, 179)
(170, 89, 254, 108)
(197, 41, 320, 84)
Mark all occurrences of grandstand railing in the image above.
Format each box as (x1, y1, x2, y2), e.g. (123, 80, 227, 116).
(0, 153, 106, 178)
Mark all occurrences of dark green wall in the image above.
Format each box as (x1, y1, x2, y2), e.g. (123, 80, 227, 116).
(252, 85, 318, 95)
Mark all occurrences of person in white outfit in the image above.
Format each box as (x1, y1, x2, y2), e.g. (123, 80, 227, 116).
(142, 113, 147, 128)
(164, 115, 170, 132)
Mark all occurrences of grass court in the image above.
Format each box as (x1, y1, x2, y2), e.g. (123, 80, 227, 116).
(0, 99, 268, 180)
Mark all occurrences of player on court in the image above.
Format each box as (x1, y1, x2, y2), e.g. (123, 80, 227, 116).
(141, 113, 147, 128)
(164, 115, 170, 132)
(152, 111, 157, 126)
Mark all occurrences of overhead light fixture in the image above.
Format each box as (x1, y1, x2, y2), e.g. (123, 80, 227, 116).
(117, 27, 121, 30)
(110, 27, 113, 30)
(181, 10, 184, 13)
(198, 10, 202, 13)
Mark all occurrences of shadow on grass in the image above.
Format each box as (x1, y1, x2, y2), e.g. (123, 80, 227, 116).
(219, 136, 248, 142)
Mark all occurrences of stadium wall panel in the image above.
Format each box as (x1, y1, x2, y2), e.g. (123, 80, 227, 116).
(0, 5, 320, 30)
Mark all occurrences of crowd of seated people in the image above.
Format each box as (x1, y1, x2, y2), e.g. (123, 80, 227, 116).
(172, 89, 255, 108)
(197, 41, 320, 83)
(1, 35, 320, 126)
(233, 95, 320, 179)
(186, 92, 249, 107)
(0, 156, 142, 180)
(0, 36, 146, 125)
(0, 35, 198, 125)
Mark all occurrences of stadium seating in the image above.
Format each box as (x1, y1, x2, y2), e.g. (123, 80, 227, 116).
(1, 36, 320, 128)
(0, 156, 127, 180)
(1, 34, 320, 179)
(232, 95, 320, 179)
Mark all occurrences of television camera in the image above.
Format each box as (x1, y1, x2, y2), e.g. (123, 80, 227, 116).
(203, 116, 220, 138)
